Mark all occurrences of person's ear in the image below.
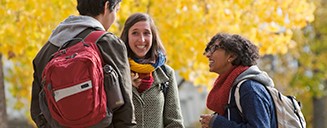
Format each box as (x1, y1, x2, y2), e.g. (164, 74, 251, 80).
(228, 54, 237, 62)
(103, 1, 110, 14)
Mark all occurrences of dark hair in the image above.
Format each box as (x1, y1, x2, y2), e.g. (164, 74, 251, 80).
(120, 13, 166, 62)
(205, 33, 259, 66)
(77, 0, 121, 17)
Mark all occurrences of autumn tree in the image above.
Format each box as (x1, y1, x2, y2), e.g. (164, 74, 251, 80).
(0, 0, 77, 125)
(116, 0, 315, 87)
(257, 0, 327, 127)
(0, 54, 7, 128)
(0, 0, 315, 126)
(290, 0, 327, 127)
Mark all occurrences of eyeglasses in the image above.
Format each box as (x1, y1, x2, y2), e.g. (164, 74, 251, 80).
(203, 44, 223, 55)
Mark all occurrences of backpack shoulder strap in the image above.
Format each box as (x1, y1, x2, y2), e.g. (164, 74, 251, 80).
(160, 65, 169, 97)
(160, 64, 167, 74)
(58, 30, 106, 50)
(233, 79, 248, 113)
(226, 79, 247, 121)
(84, 31, 107, 44)
(84, 30, 107, 63)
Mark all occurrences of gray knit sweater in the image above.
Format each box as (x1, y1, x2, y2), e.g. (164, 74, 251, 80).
(132, 65, 184, 128)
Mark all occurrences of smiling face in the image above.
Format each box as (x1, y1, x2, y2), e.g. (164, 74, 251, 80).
(205, 41, 235, 74)
(128, 21, 153, 59)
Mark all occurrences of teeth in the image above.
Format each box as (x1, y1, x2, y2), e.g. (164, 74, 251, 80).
(137, 45, 145, 49)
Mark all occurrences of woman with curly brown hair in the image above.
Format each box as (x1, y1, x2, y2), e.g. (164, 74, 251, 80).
(199, 33, 277, 128)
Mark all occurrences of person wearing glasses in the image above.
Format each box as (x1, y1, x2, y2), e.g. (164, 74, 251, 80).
(199, 33, 277, 128)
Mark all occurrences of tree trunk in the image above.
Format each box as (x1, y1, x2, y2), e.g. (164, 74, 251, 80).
(313, 80, 327, 128)
(313, 96, 327, 128)
(0, 54, 8, 128)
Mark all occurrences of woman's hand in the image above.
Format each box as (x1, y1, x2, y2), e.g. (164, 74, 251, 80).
(131, 72, 141, 88)
(200, 114, 214, 128)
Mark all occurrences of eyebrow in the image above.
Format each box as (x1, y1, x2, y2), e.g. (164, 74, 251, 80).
(130, 28, 151, 32)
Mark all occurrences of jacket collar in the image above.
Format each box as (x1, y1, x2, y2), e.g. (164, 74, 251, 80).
(152, 66, 169, 86)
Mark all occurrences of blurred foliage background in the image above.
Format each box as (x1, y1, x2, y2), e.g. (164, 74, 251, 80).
(1, 0, 326, 127)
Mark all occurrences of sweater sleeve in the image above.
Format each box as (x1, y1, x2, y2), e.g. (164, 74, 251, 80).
(97, 33, 136, 127)
(211, 80, 276, 128)
(162, 65, 185, 128)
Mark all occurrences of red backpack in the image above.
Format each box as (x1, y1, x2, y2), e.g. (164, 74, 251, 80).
(40, 31, 112, 127)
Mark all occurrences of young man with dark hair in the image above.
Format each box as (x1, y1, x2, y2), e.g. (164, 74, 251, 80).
(31, 0, 136, 127)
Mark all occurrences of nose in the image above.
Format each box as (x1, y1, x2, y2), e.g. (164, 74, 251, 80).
(138, 34, 145, 42)
(203, 52, 211, 58)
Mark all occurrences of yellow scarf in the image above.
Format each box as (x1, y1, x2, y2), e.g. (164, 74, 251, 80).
(129, 58, 156, 73)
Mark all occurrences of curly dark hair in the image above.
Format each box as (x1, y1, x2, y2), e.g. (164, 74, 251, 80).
(205, 33, 259, 66)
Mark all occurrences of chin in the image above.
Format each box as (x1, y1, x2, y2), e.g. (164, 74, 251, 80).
(209, 68, 219, 74)
(136, 54, 146, 58)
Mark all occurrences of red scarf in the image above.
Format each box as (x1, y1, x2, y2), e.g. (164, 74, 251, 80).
(206, 66, 249, 115)
(137, 73, 154, 93)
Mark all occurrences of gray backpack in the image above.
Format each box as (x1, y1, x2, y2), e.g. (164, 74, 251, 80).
(229, 79, 306, 128)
